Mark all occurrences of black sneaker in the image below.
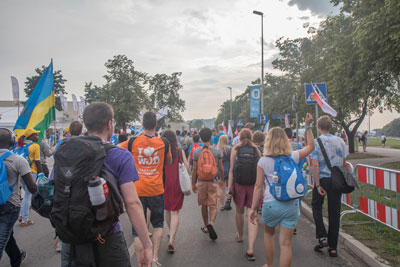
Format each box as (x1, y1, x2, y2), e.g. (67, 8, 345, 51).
(17, 251, 27, 266)
(224, 198, 232, 210)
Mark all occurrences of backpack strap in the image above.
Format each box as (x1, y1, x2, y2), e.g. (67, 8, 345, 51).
(317, 138, 333, 171)
(0, 151, 12, 161)
(178, 148, 183, 164)
(127, 137, 137, 152)
(161, 137, 170, 159)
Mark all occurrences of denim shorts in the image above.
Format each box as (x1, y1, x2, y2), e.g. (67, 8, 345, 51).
(262, 200, 299, 229)
(132, 194, 164, 237)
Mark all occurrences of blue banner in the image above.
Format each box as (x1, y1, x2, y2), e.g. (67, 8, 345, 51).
(249, 85, 260, 118)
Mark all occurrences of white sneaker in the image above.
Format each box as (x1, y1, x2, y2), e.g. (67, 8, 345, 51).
(56, 241, 62, 252)
(152, 259, 162, 267)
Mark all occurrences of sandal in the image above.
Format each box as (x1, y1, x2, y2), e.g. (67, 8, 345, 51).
(206, 224, 218, 240)
(152, 259, 162, 267)
(235, 233, 243, 243)
(314, 238, 328, 251)
(20, 220, 34, 227)
(245, 252, 256, 261)
(167, 244, 176, 254)
(18, 216, 22, 222)
(201, 226, 208, 233)
(220, 206, 225, 211)
(328, 248, 338, 257)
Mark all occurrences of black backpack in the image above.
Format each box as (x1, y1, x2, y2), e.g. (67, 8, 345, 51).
(51, 136, 124, 244)
(233, 146, 258, 185)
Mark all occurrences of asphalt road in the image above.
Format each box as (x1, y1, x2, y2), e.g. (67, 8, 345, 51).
(4, 147, 396, 267)
(1, 192, 365, 267)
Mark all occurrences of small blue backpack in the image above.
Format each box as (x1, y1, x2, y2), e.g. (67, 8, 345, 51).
(266, 156, 308, 201)
(0, 152, 16, 205)
(14, 143, 34, 166)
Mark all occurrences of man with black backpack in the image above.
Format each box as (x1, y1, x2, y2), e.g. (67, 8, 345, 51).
(0, 128, 37, 266)
(52, 102, 152, 267)
(311, 116, 348, 258)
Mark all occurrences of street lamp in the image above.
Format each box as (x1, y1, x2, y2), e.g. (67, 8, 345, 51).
(227, 87, 232, 123)
(253, 10, 264, 115)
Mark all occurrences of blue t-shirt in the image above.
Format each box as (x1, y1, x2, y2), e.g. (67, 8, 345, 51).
(212, 133, 225, 145)
(311, 134, 349, 179)
(50, 145, 139, 233)
(110, 134, 118, 145)
(55, 136, 70, 151)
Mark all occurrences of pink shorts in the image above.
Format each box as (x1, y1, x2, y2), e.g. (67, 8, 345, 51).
(232, 182, 262, 209)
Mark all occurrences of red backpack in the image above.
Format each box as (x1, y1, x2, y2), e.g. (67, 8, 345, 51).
(197, 146, 217, 181)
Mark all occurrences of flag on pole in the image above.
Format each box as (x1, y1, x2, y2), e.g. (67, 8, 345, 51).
(79, 96, 86, 115)
(71, 94, 78, 116)
(263, 120, 270, 134)
(227, 121, 233, 140)
(284, 114, 290, 128)
(310, 81, 337, 117)
(10, 76, 19, 106)
(59, 92, 68, 111)
(156, 105, 168, 121)
(222, 120, 227, 134)
(13, 60, 55, 142)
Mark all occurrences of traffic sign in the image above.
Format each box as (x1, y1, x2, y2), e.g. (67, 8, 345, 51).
(258, 114, 268, 124)
(271, 115, 290, 120)
(236, 120, 244, 127)
(305, 83, 327, 105)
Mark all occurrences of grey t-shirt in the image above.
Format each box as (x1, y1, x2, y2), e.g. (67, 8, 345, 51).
(0, 149, 31, 207)
(39, 140, 54, 164)
(193, 145, 222, 183)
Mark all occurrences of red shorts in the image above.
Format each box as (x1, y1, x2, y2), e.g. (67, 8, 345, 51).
(232, 182, 262, 209)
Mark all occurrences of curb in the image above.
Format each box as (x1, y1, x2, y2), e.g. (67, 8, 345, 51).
(300, 201, 392, 267)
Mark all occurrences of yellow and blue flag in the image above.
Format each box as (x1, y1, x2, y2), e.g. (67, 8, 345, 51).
(14, 60, 55, 141)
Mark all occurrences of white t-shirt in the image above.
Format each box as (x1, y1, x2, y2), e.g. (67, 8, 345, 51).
(257, 151, 300, 203)
(381, 135, 386, 141)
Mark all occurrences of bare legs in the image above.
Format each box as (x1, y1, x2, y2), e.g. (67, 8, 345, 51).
(165, 210, 180, 247)
(218, 181, 225, 209)
(201, 205, 217, 227)
(263, 224, 294, 267)
(134, 228, 163, 263)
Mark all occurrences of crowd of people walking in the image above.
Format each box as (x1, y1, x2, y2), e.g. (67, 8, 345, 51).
(0, 101, 350, 267)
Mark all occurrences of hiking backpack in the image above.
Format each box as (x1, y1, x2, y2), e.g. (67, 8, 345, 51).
(197, 146, 218, 181)
(266, 156, 308, 201)
(51, 136, 124, 244)
(233, 146, 258, 185)
(0, 152, 15, 205)
(14, 143, 34, 166)
(219, 147, 231, 180)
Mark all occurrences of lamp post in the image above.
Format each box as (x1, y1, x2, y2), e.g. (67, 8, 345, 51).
(253, 10, 264, 116)
(227, 87, 232, 124)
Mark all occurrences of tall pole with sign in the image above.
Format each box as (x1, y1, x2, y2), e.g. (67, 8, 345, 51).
(253, 10, 264, 117)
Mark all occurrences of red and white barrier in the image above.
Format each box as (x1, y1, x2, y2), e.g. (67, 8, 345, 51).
(357, 165, 400, 192)
(359, 196, 399, 229)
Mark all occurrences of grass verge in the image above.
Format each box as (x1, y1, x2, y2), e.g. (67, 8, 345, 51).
(380, 161, 400, 170)
(303, 190, 400, 266)
(367, 137, 400, 149)
(347, 152, 383, 160)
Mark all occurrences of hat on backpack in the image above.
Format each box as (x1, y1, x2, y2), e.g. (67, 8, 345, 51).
(23, 128, 40, 138)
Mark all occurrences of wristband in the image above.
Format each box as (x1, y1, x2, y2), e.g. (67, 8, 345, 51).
(305, 125, 312, 130)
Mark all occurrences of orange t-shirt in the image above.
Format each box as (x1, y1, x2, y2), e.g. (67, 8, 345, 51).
(120, 135, 171, 197)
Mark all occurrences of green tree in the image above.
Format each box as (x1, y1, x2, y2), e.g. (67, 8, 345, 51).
(382, 118, 400, 137)
(148, 72, 186, 128)
(84, 55, 150, 130)
(24, 65, 67, 111)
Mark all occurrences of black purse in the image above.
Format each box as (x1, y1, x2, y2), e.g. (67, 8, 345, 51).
(317, 138, 358, 194)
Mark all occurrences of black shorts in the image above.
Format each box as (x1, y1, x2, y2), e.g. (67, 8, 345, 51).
(132, 194, 164, 237)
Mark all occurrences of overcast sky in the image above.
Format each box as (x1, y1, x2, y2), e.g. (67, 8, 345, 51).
(0, 0, 340, 120)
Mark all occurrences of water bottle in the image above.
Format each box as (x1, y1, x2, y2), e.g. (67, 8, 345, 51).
(272, 172, 281, 199)
(87, 176, 106, 206)
(224, 190, 232, 210)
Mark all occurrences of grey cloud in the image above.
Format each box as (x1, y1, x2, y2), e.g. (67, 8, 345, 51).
(288, 0, 339, 16)
(298, 16, 310, 20)
(187, 79, 220, 86)
(198, 65, 220, 73)
(286, 17, 293, 20)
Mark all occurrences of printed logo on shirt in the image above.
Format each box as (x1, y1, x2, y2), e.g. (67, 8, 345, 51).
(137, 146, 160, 166)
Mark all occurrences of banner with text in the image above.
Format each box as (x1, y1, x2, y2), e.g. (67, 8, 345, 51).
(249, 85, 260, 118)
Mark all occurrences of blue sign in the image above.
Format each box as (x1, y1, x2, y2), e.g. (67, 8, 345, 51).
(305, 83, 327, 105)
(258, 114, 268, 124)
(249, 85, 260, 118)
(236, 120, 244, 127)
(271, 115, 290, 120)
